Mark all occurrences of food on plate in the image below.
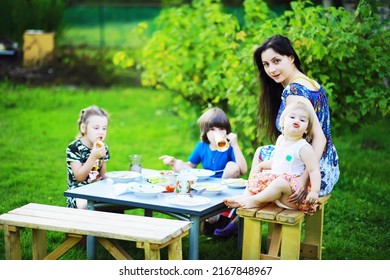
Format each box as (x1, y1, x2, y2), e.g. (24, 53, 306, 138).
(165, 185, 175, 192)
(160, 170, 175, 176)
(192, 183, 226, 195)
(147, 170, 175, 187)
(147, 176, 168, 185)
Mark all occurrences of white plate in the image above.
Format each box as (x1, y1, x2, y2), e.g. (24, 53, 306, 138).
(131, 184, 165, 197)
(192, 183, 226, 195)
(113, 183, 134, 196)
(225, 184, 246, 189)
(179, 169, 215, 181)
(165, 195, 211, 207)
(106, 171, 141, 183)
(222, 178, 247, 189)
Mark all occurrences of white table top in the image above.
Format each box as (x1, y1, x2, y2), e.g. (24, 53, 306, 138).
(64, 169, 245, 217)
(64, 169, 246, 260)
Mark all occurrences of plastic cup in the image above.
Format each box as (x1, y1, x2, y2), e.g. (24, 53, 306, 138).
(214, 133, 229, 152)
(129, 154, 142, 174)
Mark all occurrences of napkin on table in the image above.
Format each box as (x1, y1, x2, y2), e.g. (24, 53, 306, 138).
(114, 182, 139, 196)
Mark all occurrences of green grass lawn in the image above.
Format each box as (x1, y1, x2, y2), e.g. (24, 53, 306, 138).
(0, 82, 389, 260)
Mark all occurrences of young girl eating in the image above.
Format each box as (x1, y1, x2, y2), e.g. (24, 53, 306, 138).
(66, 105, 110, 209)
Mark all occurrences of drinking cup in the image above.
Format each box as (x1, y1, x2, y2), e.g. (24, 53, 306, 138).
(129, 154, 142, 174)
(175, 174, 197, 195)
(214, 133, 229, 152)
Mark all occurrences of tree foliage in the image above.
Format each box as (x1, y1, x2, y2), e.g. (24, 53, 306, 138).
(124, 0, 390, 155)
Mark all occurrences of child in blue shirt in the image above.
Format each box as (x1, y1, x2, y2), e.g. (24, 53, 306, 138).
(160, 107, 247, 178)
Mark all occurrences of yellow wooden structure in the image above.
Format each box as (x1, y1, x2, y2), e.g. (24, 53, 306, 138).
(23, 30, 55, 67)
(0, 203, 191, 260)
(237, 194, 331, 260)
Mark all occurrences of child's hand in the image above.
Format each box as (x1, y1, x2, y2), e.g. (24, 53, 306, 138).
(255, 162, 268, 173)
(91, 141, 106, 160)
(306, 191, 319, 204)
(253, 163, 263, 173)
(159, 155, 175, 166)
(227, 132, 238, 147)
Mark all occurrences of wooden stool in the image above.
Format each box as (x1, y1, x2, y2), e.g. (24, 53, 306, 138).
(237, 194, 331, 260)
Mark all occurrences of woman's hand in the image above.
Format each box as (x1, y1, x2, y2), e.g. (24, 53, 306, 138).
(288, 173, 308, 203)
(306, 191, 319, 204)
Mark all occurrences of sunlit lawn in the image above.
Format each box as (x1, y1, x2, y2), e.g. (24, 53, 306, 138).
(0, 83, 242, 260)
(0, 82, 389, 260)
(1, 10, 390, 260)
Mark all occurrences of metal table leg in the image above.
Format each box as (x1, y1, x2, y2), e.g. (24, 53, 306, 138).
(87, 200, 96, 259)
(188, 215, 200, 260)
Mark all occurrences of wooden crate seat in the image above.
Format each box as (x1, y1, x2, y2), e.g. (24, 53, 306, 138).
(0, 203, 191, 260)
(237, 194, 331, 260)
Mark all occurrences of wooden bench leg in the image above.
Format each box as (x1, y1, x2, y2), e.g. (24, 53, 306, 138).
(242, 218, 262, 260)
(166, 231, 188, 260)
(266, 223, 275, 251)
(167, 238, 183, 260)
(97, 238, 133, 260)
(280, 222, 302, 260)
(44, 234, 83, 260)
(3, 225, 21, 260)
(301, 205, 325, 259)
(143, 242, 161, 260)
(137, 231, 187, 260)
(238, 199, 329, 261)
(267, 224, 282, 258)
(32, 228, 47, 259)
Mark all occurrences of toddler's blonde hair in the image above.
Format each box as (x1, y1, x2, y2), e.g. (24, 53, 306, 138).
(279, 101, 315, 141)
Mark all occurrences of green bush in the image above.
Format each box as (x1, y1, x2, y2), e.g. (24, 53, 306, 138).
(130, 0, 389, 156)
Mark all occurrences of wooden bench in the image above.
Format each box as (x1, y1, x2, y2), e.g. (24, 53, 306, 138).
(237, 194, 331, 260)
(0, 203, 191, 260)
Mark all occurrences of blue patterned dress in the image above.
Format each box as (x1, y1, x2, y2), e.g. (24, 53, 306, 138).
(259, 82, 340, 196)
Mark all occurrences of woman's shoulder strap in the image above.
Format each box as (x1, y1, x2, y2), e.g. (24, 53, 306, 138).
(289, 76, 319, 90)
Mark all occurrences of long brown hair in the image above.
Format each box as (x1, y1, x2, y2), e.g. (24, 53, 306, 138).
(254, 35, 304, 142)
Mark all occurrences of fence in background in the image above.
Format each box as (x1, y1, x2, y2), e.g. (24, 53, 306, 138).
(61, 4, 245, 48)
